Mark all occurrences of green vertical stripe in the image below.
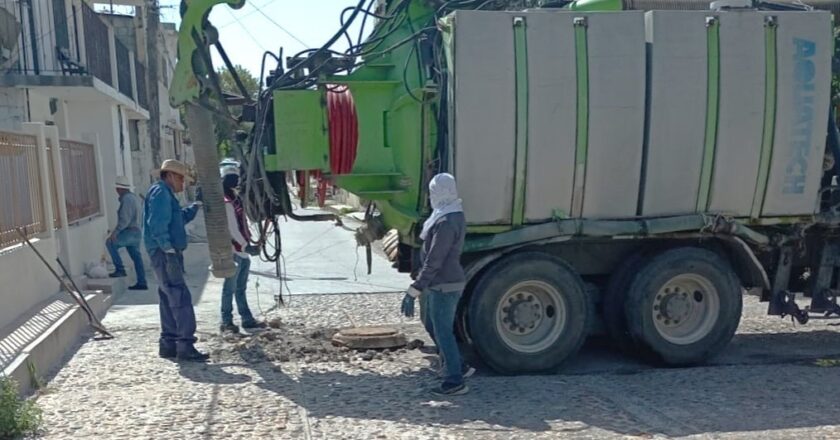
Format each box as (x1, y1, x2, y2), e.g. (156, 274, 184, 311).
(751, 17, 777, 219)
(512, 17, 529, 227)
(572, 18, 589, 217)
(697, 17, 720, 212)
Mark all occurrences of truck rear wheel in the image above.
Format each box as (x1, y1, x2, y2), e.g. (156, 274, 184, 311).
(602, 252, 649, 353)
(624, 247, 742, 366)
(468, 253, 590, 374)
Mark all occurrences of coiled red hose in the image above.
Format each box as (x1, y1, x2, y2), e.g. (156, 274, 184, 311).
(328, 86, 359, 176)
(297, 87, 359, 208)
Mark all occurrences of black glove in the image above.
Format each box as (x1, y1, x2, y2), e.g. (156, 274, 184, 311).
(401, 294, 415, 318)
(400, 287, 421, 318)
(244, 245, 261, 256)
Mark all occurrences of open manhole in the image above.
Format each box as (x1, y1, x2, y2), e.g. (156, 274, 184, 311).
(331, 326, 408, 350)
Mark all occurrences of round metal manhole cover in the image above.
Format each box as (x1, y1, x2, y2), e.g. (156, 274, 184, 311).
(332, 326, 407, 350)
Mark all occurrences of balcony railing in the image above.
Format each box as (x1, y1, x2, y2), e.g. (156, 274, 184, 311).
(81, 1, 112, 87)
(135, 61, 148, 109)
(115, 39, 133, 98)
(4, 0, 148, 110)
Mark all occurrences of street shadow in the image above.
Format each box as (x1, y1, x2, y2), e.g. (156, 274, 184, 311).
(110, 243, 212, 307)
(177, 361, 252, 385)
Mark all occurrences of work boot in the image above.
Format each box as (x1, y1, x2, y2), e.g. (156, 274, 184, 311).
(159, 345, 176, 359)
(109, 271, 127, 278)
(241, 320, 267, 330)
(220, 323, 240, 334)
(129, 283, 148, 291)
(176, 346, 210, 362)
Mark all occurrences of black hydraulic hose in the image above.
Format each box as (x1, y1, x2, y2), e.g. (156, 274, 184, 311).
(270, 0, 366, 90)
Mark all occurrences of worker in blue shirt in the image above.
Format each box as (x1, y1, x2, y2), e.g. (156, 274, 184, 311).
(144, 159, 206, 362)
(107, 176, 146, 290)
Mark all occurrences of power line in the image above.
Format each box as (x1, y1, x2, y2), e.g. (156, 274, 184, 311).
(217, 0, 274, 29)
(248, 2, 308, 47)
(223, 8, 269, 52)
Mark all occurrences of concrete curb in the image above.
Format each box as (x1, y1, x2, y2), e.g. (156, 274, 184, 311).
(2, 291, 113, 396)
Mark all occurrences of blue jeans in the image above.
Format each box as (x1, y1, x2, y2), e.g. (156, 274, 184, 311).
(420, 288, 464, 386)
(106, 229, 146, 285)
(221, 255, 255, 325)
(150, 250, 197, 351)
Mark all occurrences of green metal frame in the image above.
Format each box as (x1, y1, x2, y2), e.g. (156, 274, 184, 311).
(268, 89, 330, 171)
(751, 17, 778, 219)
(697, 17, 720, 211)
(170, 0, 245, 107)
(571, 18, 590, 217)
(512, 17, 529, 227)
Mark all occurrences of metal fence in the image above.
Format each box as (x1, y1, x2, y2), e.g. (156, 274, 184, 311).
(0, 131, 47, 249)
(59, 140, 100, 223)
(135, 61, 148, 109)
(81, 1, 112, 86)
(45, 139, 62, 230)
(115, 38, 133, 98)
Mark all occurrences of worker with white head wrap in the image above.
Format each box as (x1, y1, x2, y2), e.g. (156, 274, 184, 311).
(401, 173, 471, 396)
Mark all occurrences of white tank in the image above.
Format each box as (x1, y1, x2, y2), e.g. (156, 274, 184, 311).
(447, 9, 832, 226)
(450, 10, 646, 225)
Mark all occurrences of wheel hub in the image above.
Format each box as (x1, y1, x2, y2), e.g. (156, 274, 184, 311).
(651, 274, 721, 345)
(495, 280, 568, 354)
(504, 294, 542, 334)
(658, 292, 691, 325)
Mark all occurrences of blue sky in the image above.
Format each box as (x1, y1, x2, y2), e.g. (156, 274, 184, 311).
(159, 0, 372, 82)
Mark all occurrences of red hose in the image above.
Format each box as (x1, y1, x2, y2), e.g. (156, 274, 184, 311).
(298, 87, 359, 208)
(327, 86, 359, 175)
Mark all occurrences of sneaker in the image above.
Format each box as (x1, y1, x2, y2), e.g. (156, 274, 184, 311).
(431, 382, 469, 396)
(128, 284, 148, 291)
(220, 323, 240, 334)
(241, 320, 267, 330)
(176, 347, 210, 362)
(462, 364, 476, 378)
(437, 363, 476, 379)
(159, 345, 176, 359)
(109, 271, 127, 278)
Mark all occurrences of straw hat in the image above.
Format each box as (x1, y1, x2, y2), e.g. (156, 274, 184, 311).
(160, 159, 193, 182)
(115, 176, 132, 190)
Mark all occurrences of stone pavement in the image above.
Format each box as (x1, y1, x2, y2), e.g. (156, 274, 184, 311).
(32, 210, 840, 439)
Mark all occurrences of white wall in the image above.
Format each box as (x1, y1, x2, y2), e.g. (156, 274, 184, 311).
(0, 89, 26, 131)
(64, 101, 121, 230)
(0, 238, 60, 333)
(0, 123, 60, 333)
(65, 217, 109, 277)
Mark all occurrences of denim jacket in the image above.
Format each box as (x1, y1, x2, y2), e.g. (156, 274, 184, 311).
(143, 181, 199, 254)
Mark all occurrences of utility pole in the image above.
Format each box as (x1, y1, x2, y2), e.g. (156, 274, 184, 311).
(145, 0, 162, 166)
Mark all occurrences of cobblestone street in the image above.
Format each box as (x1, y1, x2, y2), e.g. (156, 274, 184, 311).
(33, 216, 840, 439)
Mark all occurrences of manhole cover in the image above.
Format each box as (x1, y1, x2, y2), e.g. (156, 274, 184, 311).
(332, 326, 407, 350)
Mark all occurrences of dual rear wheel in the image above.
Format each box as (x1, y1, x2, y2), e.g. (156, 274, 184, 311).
(464, 247, 742, 374)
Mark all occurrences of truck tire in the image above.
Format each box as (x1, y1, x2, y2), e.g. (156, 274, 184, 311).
(602, 252, 649, 354)
(468, 252, 590, 374)
(624, 247, 742, 366)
